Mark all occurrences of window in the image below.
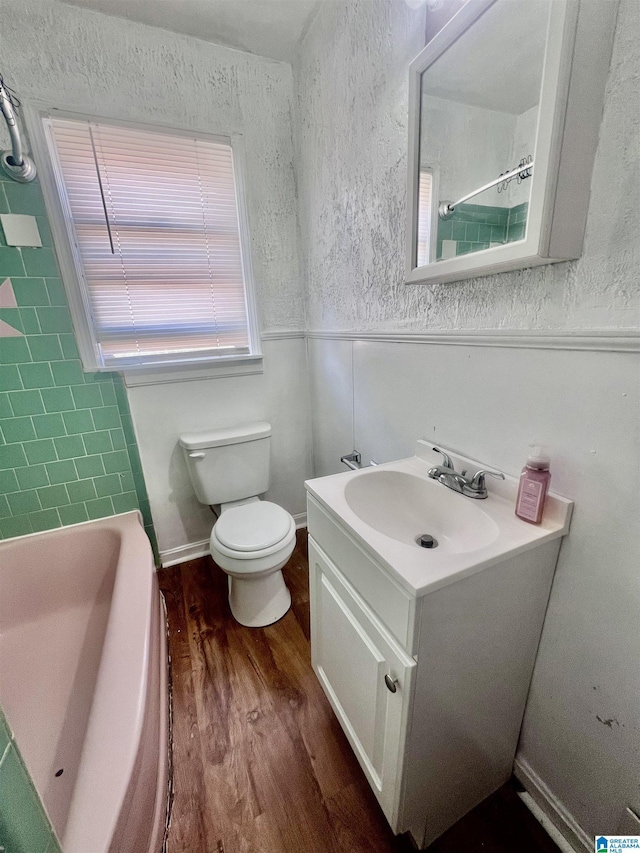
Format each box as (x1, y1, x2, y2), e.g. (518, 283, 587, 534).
(42, 117, 259, 370)
(416, 168, 435, 267)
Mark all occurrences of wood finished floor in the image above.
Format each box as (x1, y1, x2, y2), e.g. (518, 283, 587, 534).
(158, 529, 560, 853)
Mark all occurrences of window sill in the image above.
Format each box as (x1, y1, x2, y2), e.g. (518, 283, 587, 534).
(120, 355, 264, 387)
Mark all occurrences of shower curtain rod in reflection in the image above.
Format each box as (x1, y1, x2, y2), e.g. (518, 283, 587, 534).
(438, 159, 534, 221)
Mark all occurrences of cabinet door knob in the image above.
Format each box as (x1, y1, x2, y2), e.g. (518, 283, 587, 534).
(384, 674, 398, 693)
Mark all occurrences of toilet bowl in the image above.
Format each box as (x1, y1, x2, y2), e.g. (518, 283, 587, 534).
(179, 421, 295, 628)
(209, 499, 296, 627)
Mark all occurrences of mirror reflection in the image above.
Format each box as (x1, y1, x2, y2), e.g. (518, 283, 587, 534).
(416, 0, 550, 266)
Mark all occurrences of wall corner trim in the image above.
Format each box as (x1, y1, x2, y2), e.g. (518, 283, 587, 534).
(514, 756, 591, 853)
(305, 329, 640, 353)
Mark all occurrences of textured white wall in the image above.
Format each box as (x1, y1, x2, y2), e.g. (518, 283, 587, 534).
(0, 0, 304, 332)
(295, 0, 639, 332)
(296, 0, 640, 843)
(0, 0, 312, 555)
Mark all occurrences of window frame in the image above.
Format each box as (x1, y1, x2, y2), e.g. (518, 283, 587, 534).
(24, 105, 263, 377)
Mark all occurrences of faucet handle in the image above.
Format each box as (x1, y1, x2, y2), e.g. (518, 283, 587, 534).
(432, 447, 454, 470)
(470, 469, 505, 490)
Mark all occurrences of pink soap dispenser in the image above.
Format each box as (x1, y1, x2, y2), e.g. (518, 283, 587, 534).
(515, 443, 551, 525)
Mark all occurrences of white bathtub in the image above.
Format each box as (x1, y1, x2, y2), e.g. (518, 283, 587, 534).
(0, 511, 168, 853)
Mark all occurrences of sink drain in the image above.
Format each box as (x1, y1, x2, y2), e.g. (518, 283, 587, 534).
(417, 533, 438, 549)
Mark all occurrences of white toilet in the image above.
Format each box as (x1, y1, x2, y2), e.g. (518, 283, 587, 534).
(179, 422, 295, 627)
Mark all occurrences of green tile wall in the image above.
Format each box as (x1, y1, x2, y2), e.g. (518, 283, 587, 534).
(0, 173, 157, 557)
(436, 202, 529, 259)
(0, 707, 61, 853)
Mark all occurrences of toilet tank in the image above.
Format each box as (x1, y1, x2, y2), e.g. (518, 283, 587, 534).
(179, 422, 272, 505)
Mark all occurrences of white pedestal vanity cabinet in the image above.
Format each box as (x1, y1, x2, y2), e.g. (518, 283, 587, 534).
(305, 442, 572, 848)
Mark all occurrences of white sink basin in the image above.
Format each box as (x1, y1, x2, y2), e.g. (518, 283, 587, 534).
(344, 469, 499, 553)
(305, 440, 573, 597)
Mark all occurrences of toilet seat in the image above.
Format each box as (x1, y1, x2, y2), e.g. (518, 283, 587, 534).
(210, 502, 296, 574)
(215, 501, 292, 552)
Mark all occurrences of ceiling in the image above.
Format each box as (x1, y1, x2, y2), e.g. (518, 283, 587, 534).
(60, 0, 323, 63)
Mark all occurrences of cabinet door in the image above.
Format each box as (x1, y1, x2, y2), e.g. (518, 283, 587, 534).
(308, 537, 416, 830)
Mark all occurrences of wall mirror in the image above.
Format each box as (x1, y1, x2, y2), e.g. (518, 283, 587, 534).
(405, 0, 618, 286)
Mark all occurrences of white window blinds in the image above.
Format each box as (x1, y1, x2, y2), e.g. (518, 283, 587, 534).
(416, 170, 433, 267)
(44, 118, 255, 368)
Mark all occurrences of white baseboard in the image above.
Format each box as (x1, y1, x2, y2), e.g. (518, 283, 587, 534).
(160, 538, 210, 568)
(160, 514, 307, 568)
(514, 756, 591, 853)
(293, 512, 307, 529)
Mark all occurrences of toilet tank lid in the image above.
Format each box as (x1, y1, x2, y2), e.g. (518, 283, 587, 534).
(179, 421, 271, 451)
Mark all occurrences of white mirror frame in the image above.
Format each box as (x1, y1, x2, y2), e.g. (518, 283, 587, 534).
(405, 0, 618, 286)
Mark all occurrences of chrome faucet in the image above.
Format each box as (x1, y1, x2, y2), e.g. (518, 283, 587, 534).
(428, 447, 505, 499)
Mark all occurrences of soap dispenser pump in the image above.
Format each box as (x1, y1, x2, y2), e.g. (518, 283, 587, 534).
(515, 443, 551, 525)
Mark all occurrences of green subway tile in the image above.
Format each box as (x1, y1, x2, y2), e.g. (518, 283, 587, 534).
(94, 473, 123, 498)
(457, 242, 472, 255)
(67, 478, 97, 503)
(8, 389, 43, 416)
(45, 278, 67, 306)
(102, 449, 130, 474)
(119, 471, 135, 492)
(85, 370, 114, 383)
(7, 489, 41, 515)
(3, 179, 48, 215)
(51, 360, 84, 386)
(477, 224, 492, 243)
(27, 335, 64, 363)
(2, 416, 36, 443)
(438, 220, 452, 241)
(19, 362, 55, 389)
(59, 334, 79, 359)
(35, 216, 53, 248)
(121, 414, 136, 445)
(29, 508, 61, 532)
(16, 464, 49, 490)
(0, 391, 12, 418)
(85, 496, 113, 520)
(83, 430, 112, 455)
(0, 364, 22, 390)
(465, 223, 479, 242)
(23, 438, 56, 465)
(0, 469, 19, 494)
(0, 184, 7, 214)
(75, 454, 104, 478)
(41, 386, 75, 413)
(46, 459, 78, 485)
(112, 491, 139, 514)
(0, 336, 31, 364)
(35, 306, 73, 334)
(11, 278, 50, 306)
(490, 225, 506, 242)
(0, 494, 10, 518)
(109, 428, 126, 451)
(0, 745, 52, 853)
(33, 412, 66, 439)
(113, 378, 129, 407)
(22, 248, 60, 278)
(92, 406, 121, 431)
(53, 434, 85, 459)
(47, 831, 63, 853)
(0, 513, 33, 538)
(37, 484, 70, 509)
(0, 443, 28, 469)
(71, 384, 102, 409)
(58, 502, 89, 526)
(18, 306, 41, 334)
(451, 221, 466, 241)
(0, 246, 26, 276)
(99, 382, 117, 406)
(0, 307, 23, 332)
(62, 409, 94, 435)
(0, 709, 10, 753)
